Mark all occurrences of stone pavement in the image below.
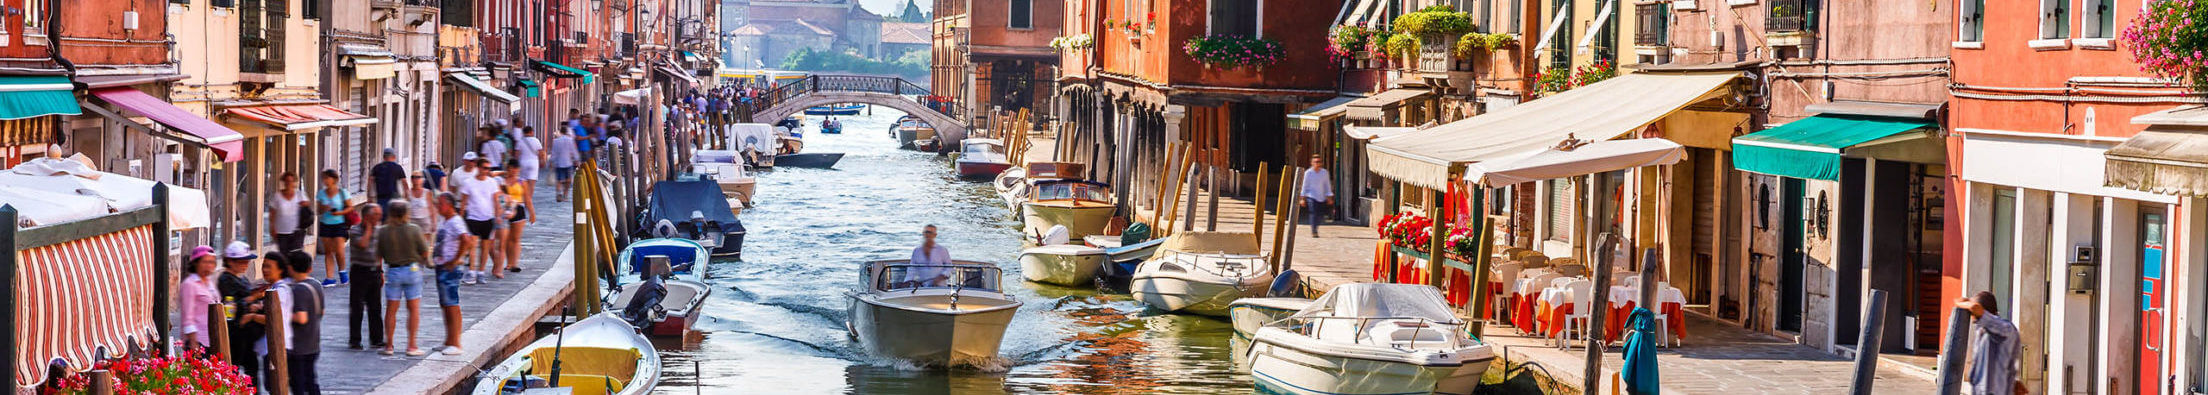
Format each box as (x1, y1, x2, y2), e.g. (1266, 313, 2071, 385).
(306, 184, 575, 394)
(1480, 312, 1937, 394)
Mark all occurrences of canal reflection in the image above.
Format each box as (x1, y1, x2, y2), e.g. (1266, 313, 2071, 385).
(650, 109, 1255, 394)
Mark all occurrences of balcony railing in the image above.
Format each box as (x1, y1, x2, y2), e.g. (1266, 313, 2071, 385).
(1635, 3, 1668, 46)
(1768, 0, 1810, 33)
(1410, 34, 1475, 74)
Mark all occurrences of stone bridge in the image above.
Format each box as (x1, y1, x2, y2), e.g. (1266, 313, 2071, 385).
(747, 74, 966, 150)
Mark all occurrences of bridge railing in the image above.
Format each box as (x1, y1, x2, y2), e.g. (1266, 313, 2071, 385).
(736, 74, 960, 121)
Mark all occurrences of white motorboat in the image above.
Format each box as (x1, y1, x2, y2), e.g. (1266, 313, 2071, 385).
(846, 259, 1023, 365)
(689, 151, 756, 208)
(1130, 231, 1273, 316)
(1247, 283, 1497, 395)
(609, 238, 713, 337)
(1017, 243, 1107, 287)
(955, 139, 1015, 179)
(993, 167, 1029, 215)
(472, 312, 662, 395)
(1022, 179, 1116, 243)
(1229, 298, 1315, 340)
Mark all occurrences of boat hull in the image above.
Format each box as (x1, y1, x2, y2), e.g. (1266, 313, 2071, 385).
(1131, 273, 1267, 316)
(1021, 204, 1115, 242)
(621, 279, 713, 337)
(957, 160, 1014, 179)
(774, 153, 844, 168)
(470, 313, 661, 395)
(846, 292, 1020, 364)
(805, 104, 864, 115)
(1018, 248, 1106, 286)
(1248, 334, 1493, 395)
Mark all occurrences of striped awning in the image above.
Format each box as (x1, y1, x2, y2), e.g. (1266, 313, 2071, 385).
(223, 104, 378, 131)
(13, 225, 158, 387)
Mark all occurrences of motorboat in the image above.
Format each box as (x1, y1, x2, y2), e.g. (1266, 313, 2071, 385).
(1230, 298, 1315, 340)
(1246, 283, 1496, 395)
(689, 150, 756, 208)
(639, 180, 746, 258)
(805, 103, 865, 115)
(820, 118, 845, 134)
(1021, 179, 1116, 245)
(992, 167, 1029, 215)
(725, 123, 781, 169)
(911, 137, 943, 153)
(1130, 231, 1272, 316)
(955, 139, 1015, 180)
(1017, 243, 1107, 287)
(609, 238, 713, 337)
(845, 259, 1023, 365)
(1083, 232, 1165, 292)
(774, 152, 845, 169)
(472, 312, 661, 395)
(893, 117, 939, 151)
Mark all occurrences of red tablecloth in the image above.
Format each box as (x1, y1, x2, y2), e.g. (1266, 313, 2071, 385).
(1603, 301, 1687, 341)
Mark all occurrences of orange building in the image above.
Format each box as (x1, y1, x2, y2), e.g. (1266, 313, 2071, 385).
(933, 0, 1061, 123)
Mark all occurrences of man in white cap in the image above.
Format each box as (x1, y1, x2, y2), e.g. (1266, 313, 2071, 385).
(449, 152, 481, 194)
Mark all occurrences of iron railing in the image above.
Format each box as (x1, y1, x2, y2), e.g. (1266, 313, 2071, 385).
(737, 74, 956, 120)
(1768, 0, 1810, 33)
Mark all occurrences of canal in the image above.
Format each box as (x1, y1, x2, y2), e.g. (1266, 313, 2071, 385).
(654, 109, 1252, 394)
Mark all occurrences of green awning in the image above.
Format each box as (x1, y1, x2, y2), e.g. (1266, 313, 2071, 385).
(518, 79, 542, 98)
(0, 76, 82, 120)
(1731, 115, 1934, 180)
(533, 60, 596, 84)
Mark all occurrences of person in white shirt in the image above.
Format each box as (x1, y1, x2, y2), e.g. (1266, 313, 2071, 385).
(478, 129, 509, 171)
(902, 225, 952, 287)
(267, 172, 312, 251)
(515, 126, 546, 186)
(1300, 155, 1334, 237)
(457, 156, 508, 284)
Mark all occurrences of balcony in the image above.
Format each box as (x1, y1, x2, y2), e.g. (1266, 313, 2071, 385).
(1766, 0, 1814, 46)
(1408, 33, 1477, 87)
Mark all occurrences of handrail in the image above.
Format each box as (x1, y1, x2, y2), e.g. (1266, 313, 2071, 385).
(735, 74, 961, 120)
(1281, 315, 1465, 351)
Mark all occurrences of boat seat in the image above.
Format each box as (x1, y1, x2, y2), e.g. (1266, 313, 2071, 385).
(1367, 320, 1453, 349)
(525, 374, 625, 395)
(658, 284, 700, 311)
(528, 346, 641, 386)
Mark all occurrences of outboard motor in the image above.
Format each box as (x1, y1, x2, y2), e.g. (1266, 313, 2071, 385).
(620, 256, 672, 328)
(1267, 269, 1303, 298)
(651, 219, 680, 238)
(1121, 222, 1153, 245)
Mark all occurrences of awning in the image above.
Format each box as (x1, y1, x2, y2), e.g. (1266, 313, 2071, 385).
(1367, 72, 1743, 189)
(11, 225, 157, 387)
(1287, 95, 1359, 130)
(1731, 115, 1936, 180)
(613, 87, 652, 105)
(348, 56, 397, 80)
(1344, 125, 1419, 140)
(682, 51, 705, 63)
(1345, 88, 1434, 122)
(444, 72, 521, 104)
(0, 76, 83, 120)
(2106, 106, 2208, 195)
(534, 60, 595, 82)
(656, 65, 700, 86)
(518, 79, 542, 98)
(1335, 0, 1384, 27)
(1468, 138, 1685, 185)
(86, 87, 246, 162)
(222, 104, 378, 131)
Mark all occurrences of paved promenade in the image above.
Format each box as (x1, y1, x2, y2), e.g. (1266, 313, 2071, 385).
(308, 185, 576, 394)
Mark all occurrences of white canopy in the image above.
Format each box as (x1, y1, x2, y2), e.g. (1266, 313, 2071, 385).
(0, 157, 211, 229)
(613, 87, 653, 105)
(1343, 125, 1420, 140)
(725, 123, 779, 154)
(1367, 72, 1742, 189)
(1288, 283, 1461, 324)
(1466, 138, 1685, 185)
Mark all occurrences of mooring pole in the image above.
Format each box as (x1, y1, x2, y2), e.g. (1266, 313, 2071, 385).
(1934, 306, 1972, 394)
(1849, 289, 1888, 395)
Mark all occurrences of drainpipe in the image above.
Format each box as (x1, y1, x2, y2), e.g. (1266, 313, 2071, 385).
(45, 0, 72, 75)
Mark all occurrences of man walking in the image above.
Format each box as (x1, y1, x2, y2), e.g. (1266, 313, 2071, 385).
(549, 129, 580, 202)
(370, 148, 407, 208)
(1299, 155, 1334, 237)
(1956, 291, 2023, 395)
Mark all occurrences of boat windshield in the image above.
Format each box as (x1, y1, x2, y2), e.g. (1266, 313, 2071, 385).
(869, 263, 1004, 292)
(963, 141, 1002, 155)
(1033, 182, 1109, 202)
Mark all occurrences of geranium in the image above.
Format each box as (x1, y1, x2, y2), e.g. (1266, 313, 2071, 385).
(1445, 226, 1481, 260)
(1367, 31, 1397, 60)
(1571, 59, 1617, 86)
(2121, 0, 2208, 91)
(1329, 25, 1375, 62)
(48, 348, 254, 394)
(1535, 66, 1573, 92)
(1183, 34, 1287, 70)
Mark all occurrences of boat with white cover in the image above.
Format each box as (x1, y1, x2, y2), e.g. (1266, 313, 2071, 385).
(1247, 283, 1496, 395)
(846, 259, 1023, 365)
(1130, 231, 1272, 316)
(472, 312, 661, 395)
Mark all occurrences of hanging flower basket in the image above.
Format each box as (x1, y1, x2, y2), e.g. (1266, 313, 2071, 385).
(1184, 34, 1286, 70)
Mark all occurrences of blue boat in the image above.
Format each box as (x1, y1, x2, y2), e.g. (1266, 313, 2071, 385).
(804, 103, 864, 115)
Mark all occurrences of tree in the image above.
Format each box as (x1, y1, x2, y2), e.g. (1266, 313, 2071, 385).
(897, 0, 928, 23)
(780, 47, 929, 79)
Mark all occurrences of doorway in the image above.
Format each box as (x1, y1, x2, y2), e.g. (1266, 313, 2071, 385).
(2141, 206, 2167, 395)
(1780, 178, 1805, 333)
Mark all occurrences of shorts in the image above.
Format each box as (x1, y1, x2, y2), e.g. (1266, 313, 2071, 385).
(465, 219, 496, 238)
(509, 205, 531, 223)
(382, 264, 424, 301)
(519, 161, 542, 181)
(318, 222, 349, 238)
(434, 268, 462, 307)
(554, 167, 575, 182)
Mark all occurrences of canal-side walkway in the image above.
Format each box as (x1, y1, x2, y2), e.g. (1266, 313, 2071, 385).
(309, 186, 577, 394)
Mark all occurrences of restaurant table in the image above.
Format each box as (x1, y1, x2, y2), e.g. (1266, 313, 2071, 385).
(1602, 285, 1688, 342)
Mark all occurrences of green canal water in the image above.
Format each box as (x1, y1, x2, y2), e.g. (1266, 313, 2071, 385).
(647, 109, 1549, 394)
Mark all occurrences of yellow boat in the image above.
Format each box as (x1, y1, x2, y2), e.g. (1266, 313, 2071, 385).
(472, 312, 660, 395)
(1021, 179, 1116, 244)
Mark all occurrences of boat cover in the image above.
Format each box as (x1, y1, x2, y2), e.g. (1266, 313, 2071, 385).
(643, 180, 745, 235)
(726, 123, 780, 154)
(1288, 283, 1462, 325)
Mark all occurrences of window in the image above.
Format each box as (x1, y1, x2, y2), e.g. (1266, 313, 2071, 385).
(24, 0, 41, 35)
(1959, 0, 1983, 41)
(1209, 0, 1259, 37)
(2082, 0, 2114, 38)
(1634, 2, 1668, 46)
(1547, 0, 1572, 70)
(443, 0, 474, 27)
(1989, 189, 2016, 318)
(1544, 179, 1573, 242)
(303, 0, 321, 19)
(2040, 0, 2068, 39)
(1010, 0, 1033, 29)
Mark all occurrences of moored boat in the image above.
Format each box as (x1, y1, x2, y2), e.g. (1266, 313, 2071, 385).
(1247, 283, 1496, 395)
(1229, 298, 1313, 340)
(805, 103, 865, 115)
(893, 117, 939, 151)
(609, 238, 714, 337)
(1017, 243, 1107, 286)
(1130, 231, 1272, 316)
(471, 312, 661, 395)
(641, 180, 746, 258)
(774, 152, 845, 168)
(845, 259, 1022, 365)
(1021, 179, 1115, 243)
(992, 167, 1029, 215)
(689, 150, 756, 207)
(954, 139, 1014, 179)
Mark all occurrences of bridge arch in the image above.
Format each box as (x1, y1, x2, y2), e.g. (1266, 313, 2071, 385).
(745, 75, 967, 151)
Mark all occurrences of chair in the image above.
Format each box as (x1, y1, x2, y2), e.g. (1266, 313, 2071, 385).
(1559, 280, 1596, 349)
(1520, 255, 1550, 269)
(1490, 262, 1525, 323)
(1554, 263, 1588, 277)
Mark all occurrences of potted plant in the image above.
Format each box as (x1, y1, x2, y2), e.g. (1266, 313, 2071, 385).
(1330, 25, 1375, 66)
(1393, 5, 1476, 70)
(1385, 34, 1420, 69)
(1183, 34, 1286, 71)
(47, 349, 256, 395)
(2121, 0, 2208, 93)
